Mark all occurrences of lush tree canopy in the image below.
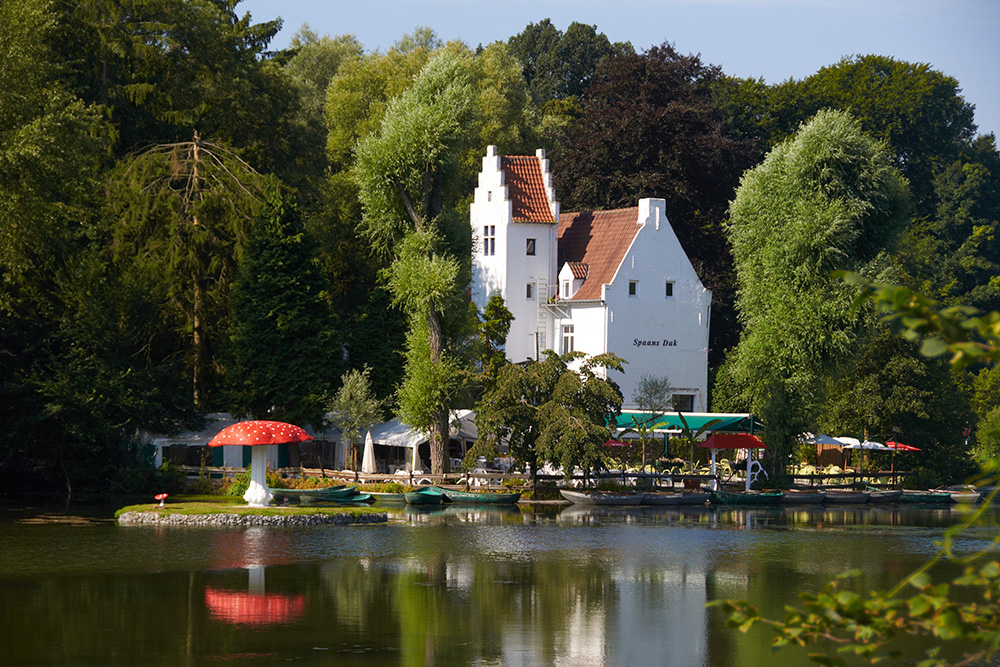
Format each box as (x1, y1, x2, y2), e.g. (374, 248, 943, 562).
(715, 109, 910, 470)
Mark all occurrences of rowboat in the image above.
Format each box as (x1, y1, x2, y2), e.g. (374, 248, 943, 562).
(559, 489, 645, 505)
(676, 492, 711, 505)
(824, 490, 870, 504)
(947, 491, 981, 504)
(443, 488, 521, 504)
(405, 488, 444, 505)
(781, 490, 827, 504)
(269, 485, 354, 503)
(641, 492, 682, 505)
(368, 491, 407, 504)
(867, 490, 903, 503)
(899, 490, 952, 503)
(709, 490, 783, 505)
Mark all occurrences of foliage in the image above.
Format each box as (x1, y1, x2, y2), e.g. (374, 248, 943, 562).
(326, 365, 386, 462)
(106, 137, 270, 407)
(619, 375, 673, 471)
(506, 19, 631, 104)
(223, 183, 338, 426)
(715, 285, 1000, 665)
(476, 351, 625, 484)
(714, 109, 909, 472)
(353, 49, 478, 473)
(552, 42, 756, 362)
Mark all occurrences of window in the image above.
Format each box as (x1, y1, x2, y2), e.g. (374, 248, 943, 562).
(526, 238, 536, 256)
(526, 283, 534, 299)
(628, 280, 639, 297)
(665, 281, 674, 297)
(673, 394, 694, 412)
(562, 324, 575, 353)
(562, 281, 570, 298)
(487, 190, 492, 202)
(483, 225, 495, 256)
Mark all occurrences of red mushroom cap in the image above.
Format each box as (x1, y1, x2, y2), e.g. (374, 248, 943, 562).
(154, 493, 168, 500)
(207, 420, 313, 447)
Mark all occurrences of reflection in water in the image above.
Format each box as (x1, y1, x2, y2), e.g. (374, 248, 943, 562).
(0, 504, 994, 666)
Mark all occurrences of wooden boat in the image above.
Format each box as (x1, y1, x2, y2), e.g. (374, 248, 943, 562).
(899, 490, 952, 503)
(824, 490, 870, 504)
(709, 490, 783, 505)
(405, 488, 444, 505)
(948, 491, 981, 504)
(781, 490, 827, 504)
(368, 491, 407, 504)
(443, 488, 521, 504)
(559, 489, 645, 505)
(337, 492, 375, 504)
(676, 492, 711, 505)
(641, 492, 682, 505)
(269, 485, 353, 503)
(867, 490, 903, 503)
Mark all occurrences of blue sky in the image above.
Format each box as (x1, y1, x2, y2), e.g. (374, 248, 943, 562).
(240, 0, 999, 138)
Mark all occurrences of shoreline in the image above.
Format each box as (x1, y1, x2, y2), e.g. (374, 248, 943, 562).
(117, 510, 387, 527)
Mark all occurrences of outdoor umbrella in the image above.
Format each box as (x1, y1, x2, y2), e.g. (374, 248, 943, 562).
(841, 439, 892, 473)
(698, 433, 765, 492)
(208, 420, 313, 507)
(361, 431, 377, 474)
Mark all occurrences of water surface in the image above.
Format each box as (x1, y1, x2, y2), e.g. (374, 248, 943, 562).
(0, 503, 993, 666)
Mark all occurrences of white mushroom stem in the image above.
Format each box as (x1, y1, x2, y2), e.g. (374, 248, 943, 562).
(244, 447, 273, 507)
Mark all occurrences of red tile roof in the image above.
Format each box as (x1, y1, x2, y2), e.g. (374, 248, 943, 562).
(500, 156, 555, 223)
(567, 262, 589, 279)
(558, 207, 641, 301)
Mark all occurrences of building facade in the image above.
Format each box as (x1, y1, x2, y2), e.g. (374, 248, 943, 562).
(469, 146, 712, 411)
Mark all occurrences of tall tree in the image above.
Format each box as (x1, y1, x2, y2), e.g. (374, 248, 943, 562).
(353, 50, 477, 473)
(476, 351, 625, 487)
(553, 43, 756, 363)
(224, 183, 338, 426)
(507, 19, 631, 103)
(714, 109, 910, 472)
(107, 137, 269, 407)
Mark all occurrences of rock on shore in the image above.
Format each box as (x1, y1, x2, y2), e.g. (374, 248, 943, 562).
(117, 511, 387, 527)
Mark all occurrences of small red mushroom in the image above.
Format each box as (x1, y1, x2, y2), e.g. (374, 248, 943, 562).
(155, 493, 168, 507)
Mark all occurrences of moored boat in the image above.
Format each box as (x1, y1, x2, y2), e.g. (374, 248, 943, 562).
(405, 488, 444, 505)
(676, 492, 711, 505)
(709, 490, 784, 505)
(824, 490, 870, 504)
(368, 491, 407, 504)
(899, 490, 952, 503)
(559, 489, 645, 505)
(269, 485, 353, 503)
(867, 490, 903, 503)
(443, 488, 521, 504)
(641, 492, 681, 505)
(781, 490, 827, 504)
(948, 491, 981, 504)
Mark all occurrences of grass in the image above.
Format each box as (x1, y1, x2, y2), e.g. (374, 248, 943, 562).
(114, 502, 385, 519)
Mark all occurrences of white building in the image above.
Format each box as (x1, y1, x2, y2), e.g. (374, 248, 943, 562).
(469, 146, 712, 411)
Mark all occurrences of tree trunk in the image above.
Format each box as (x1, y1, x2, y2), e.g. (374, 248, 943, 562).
(427, 306, 450, 474)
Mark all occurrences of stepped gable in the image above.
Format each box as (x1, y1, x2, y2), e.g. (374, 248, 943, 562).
(558, 207, 641, 301)
(500, 155, 556, 223)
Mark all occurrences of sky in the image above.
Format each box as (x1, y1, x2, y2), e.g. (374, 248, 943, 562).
(239, 0, 1000, 139)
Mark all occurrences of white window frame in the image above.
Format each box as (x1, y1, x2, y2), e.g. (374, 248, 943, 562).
(562, 324, 575, 353)
(483, 225, 495, 256)
(526, 238, 536, 256)
(526, 282, 534, 300)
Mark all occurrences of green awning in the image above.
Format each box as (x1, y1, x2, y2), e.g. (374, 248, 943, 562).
(616, 411, 764, 434)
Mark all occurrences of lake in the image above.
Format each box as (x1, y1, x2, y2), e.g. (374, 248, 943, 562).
(0, 503, 995, 666)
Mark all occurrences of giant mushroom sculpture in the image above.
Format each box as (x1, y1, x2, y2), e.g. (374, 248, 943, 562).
(208, 420, 313, 507)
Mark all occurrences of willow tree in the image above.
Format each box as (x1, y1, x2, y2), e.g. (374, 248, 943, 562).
(714, 109, 909, 471)
(107, 136, 269, 408)
(353, 50, 477, 474)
